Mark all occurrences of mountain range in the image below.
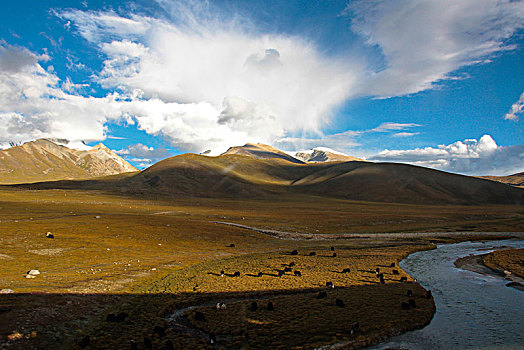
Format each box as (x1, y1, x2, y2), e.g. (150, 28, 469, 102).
(10, 141, 522, 206)
(0, 139, 136, 184)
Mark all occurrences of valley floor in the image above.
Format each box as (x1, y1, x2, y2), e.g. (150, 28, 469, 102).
(0, 188, 522, 349)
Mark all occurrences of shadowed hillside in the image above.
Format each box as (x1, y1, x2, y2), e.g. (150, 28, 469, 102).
(480, 172, 524, 188)
(222, 143, 305, 164)
(16, 150, 524, 205)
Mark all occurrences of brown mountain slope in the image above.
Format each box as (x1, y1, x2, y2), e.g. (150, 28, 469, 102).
(292, 161, 524, 205)
(22, 152, 524, 205)
(222, 143, 305, 164)
(479, 172, 524, 188)
(0, 139, 137, 184)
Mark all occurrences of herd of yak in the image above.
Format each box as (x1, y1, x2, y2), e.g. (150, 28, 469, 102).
(78, 246, 433, 349)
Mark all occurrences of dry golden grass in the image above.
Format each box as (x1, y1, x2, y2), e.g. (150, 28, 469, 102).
(483, 248, 524, 278)
(0, 187, 521, 349)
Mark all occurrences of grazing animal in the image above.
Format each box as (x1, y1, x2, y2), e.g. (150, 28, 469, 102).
(400, 276, 408, 282)
(376, 268, 380, 273)
(332, 253, 337, 257)
(227, 243, 235, 247)
(79, 336, 90, 348)
(144, 337, 152, 350)
(220, 270, 225, 276)
(341, 268, 351, 273)
(267, 301, 274, 310)
(216, 302, 221, 311)
(380, 277, 385, 284)
(165, 339, 174, 350)
(288, 262, 295, 267)
(426, 290, 432, 299)
(106, 313, 116, 322)
(335, 298, 345, 307)
(294, 270, 302, 277)
(209, 334, 217, 344)
(376, 273, 384, 279)
(46, 232, 54, 239)
(316, 291, 327, 299)
(390, 263, 395, 267)
(277, 270, 285, 277)
(409, 299, 417, 308)
(195, 311, 206, 321)
(290, 249, 298, 255)
(130, 339, 138, 350)
(326, 281, 334, 288)
(407, 289, 413, 297)
(392, 269, 399, 275)
(401, 302, 410, 310)
(116, 312, 128, 322)
(250, 301, 258, 311)
(233, 271, 240, 277)
(284, 267, 292, 272)
(352, 322, 360, 334)
(309, 252, 316, 256)
(330, 246, 335, 251)
(257, 272, 263, 277)
(220, 303, 226, 310)
(154, 325, 166, 337)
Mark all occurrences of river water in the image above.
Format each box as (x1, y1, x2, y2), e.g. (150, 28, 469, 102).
(369, 239, 524, 350)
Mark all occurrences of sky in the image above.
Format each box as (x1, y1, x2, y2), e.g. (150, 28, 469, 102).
(0, 0, 522, 175)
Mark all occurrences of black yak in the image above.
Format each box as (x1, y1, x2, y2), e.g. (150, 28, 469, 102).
(316, 291, 327, 299)
(408, 299, 417, 308)
(267, 301, 274, 310)
(401, 302, 410, 310)
(195, 311, 206, 321)
(400, 276, 407, 282)
(250, 301, 258, 311)
(335, 298, 345, 307)
(294, 270, 302, 277)
(407, 289, 413, 297)
(309, 252, 316, 256)
(153, 325, 166, 337)
(341, 268, 351, 273)
(392, 269, 399, 275)
(291, 250, 298, 255)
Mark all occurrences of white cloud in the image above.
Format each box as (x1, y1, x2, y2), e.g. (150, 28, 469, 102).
(370, 122, 421, 133)
(347, 0, 524, 97)
(372, 135, 524, 175)
(56, 6, 362, 153)
(393, 132, 420, 138)
(504, 92, 524, 121)
(115, 143, 169, 161)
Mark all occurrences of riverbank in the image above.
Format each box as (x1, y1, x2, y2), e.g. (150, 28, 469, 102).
(454, 249, 524, 291)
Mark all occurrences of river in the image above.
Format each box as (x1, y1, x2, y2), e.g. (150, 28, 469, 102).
(369, 239, 524, 350)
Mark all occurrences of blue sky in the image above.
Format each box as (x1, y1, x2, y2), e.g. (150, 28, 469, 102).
(0, 0, 522, 174)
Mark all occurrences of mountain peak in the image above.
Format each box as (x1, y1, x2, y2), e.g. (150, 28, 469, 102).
(0, 139, 137, 184)
(221, 143, 305, 164)
(293, 147, 365, 163)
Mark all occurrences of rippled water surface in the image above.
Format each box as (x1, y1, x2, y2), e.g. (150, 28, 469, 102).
(370, 239, 524, 350)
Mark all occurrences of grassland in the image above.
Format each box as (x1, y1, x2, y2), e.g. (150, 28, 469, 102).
(0, 187, 522, 349)
(483, 248, 524, 278)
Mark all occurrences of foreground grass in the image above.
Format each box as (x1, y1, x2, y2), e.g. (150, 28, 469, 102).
(0, 187, 522, 349)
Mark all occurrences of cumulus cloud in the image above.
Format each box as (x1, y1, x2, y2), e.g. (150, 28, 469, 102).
(115, 143, 170, 167)
(56, 5, 361, 153)
(504, 92, 524, 121)
(115, 143, 169, 159)
(372, 135, 524, 175)
(347, 0, 524, 97)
